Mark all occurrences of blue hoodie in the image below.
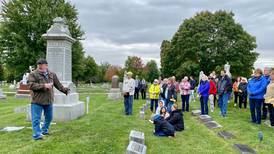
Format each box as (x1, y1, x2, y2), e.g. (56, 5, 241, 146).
(198, 80, 210, 97)
(247, 76, 267, 99)
(263, 75, 271, 93)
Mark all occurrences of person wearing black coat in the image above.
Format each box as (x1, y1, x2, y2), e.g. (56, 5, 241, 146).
(166, 104, 184, 131)
(153, 115, 175, 137)
(238, 78, 248, 109)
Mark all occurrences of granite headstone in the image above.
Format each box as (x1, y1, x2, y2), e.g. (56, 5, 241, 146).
(27, 17, 85, 122)
(126, 141, 147, 154)
(108, 75, 121, 100)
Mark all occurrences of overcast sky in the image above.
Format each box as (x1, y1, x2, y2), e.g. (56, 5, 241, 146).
(3, 1, 274, 68)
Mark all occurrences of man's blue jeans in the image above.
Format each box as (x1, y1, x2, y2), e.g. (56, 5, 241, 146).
(31, 103, 53, 140)
(249, 99, 263, 124)
(218, 93, 228, 117)
(124, 95, 133, 115)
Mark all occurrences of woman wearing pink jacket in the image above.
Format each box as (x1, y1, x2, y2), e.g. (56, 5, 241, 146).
(180, 76, 191, 112)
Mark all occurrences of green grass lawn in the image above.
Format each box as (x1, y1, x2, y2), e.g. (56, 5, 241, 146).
(0, 87, 274, 154)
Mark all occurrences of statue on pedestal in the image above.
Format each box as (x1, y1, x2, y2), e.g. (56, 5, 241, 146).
(224, 62, 231, 77)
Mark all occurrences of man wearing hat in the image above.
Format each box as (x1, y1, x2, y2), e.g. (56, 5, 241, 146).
(122, 71, 135, 115)
(28, 58, 69, 140)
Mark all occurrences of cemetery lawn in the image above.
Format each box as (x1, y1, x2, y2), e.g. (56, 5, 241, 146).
(1, 87, 274, 154)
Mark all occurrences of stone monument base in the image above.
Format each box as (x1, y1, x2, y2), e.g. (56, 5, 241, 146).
(27, 101, 85, 122)
(108, 88, 121, 100)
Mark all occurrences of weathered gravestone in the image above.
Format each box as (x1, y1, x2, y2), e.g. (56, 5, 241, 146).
(126, 141, 147, 154)
(0, 89, 6, 99)
(204, 121, 222, 129)
(129, 130, 145, 144)
(15, 73, 31, 98)
(139, 110, 145, 120)
(191, 110, 201, 116)
(218, 131, 235, 139)
(233, 144, 257, 154)
(14, 106, 28, 113)
(198, 115, 213, 123)
(27, 17, 85, 122)
(107, 75, 121, 100)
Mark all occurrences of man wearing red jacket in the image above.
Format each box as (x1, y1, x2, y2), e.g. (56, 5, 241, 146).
(209, 76, 217, 112)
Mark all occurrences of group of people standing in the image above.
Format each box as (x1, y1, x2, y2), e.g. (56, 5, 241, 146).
(133, 76, 147, 100)
(122, 67, 274, 138)
(198, 70, 232, 117)
(197, 67, 274, 127)
(247, 67, 274, 126)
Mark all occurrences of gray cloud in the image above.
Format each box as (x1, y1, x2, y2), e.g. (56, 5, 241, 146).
(69, 0, 274, 67)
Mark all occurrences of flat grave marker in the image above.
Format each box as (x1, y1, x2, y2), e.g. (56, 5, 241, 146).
(198, 115, 213, 123)
(233, 144, 257, 154)
(218, 131, 235, 139)
(191, 110, 201, 116)
(204, 121, 222, 129)
(126, 141, 146, 154)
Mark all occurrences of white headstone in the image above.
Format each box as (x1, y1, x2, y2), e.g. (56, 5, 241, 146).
(224, 62, 231, 77)
(27, 17, 85, 122)
(0, 88, 6, 99)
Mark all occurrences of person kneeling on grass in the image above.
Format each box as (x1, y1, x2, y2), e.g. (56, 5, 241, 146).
(264, 69, 274, 128)
(166, 104, 184, 131)
(153, 114, 175, 137)
(150, 101, 167, 123)
(155, 100, 165, 115)
(160, 106, 170, 119)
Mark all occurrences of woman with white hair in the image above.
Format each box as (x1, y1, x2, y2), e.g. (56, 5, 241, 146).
(238, 77, 248, 109)
(179, 76, 191, 112)
(198, 75, 210, 115)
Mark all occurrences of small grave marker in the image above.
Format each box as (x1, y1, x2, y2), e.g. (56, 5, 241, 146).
(129, 130, 145, 144)
(191, 110, 201, 116)
(14, 106, 27, 113)
(139, 111, 145, 119)
(126, 141, 146, 154)
(204, 121, 222, 129)
(218, 131, 235, 139)
(198, 115, 213, 123)
(233, 144, 257, 154)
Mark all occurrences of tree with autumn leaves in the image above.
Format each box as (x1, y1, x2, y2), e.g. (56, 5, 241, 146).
(122, 56, 160, 83)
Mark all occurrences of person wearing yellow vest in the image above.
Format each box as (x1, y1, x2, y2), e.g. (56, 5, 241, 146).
(149, 79, 160, 112)
(264, 69, 274, 127)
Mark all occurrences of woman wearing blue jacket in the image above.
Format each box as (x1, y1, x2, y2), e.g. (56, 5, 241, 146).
(247, 68, 266, 124)
(198, 75, 210, 115)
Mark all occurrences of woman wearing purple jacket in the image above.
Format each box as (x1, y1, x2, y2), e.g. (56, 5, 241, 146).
(198, 75, 210, 115)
